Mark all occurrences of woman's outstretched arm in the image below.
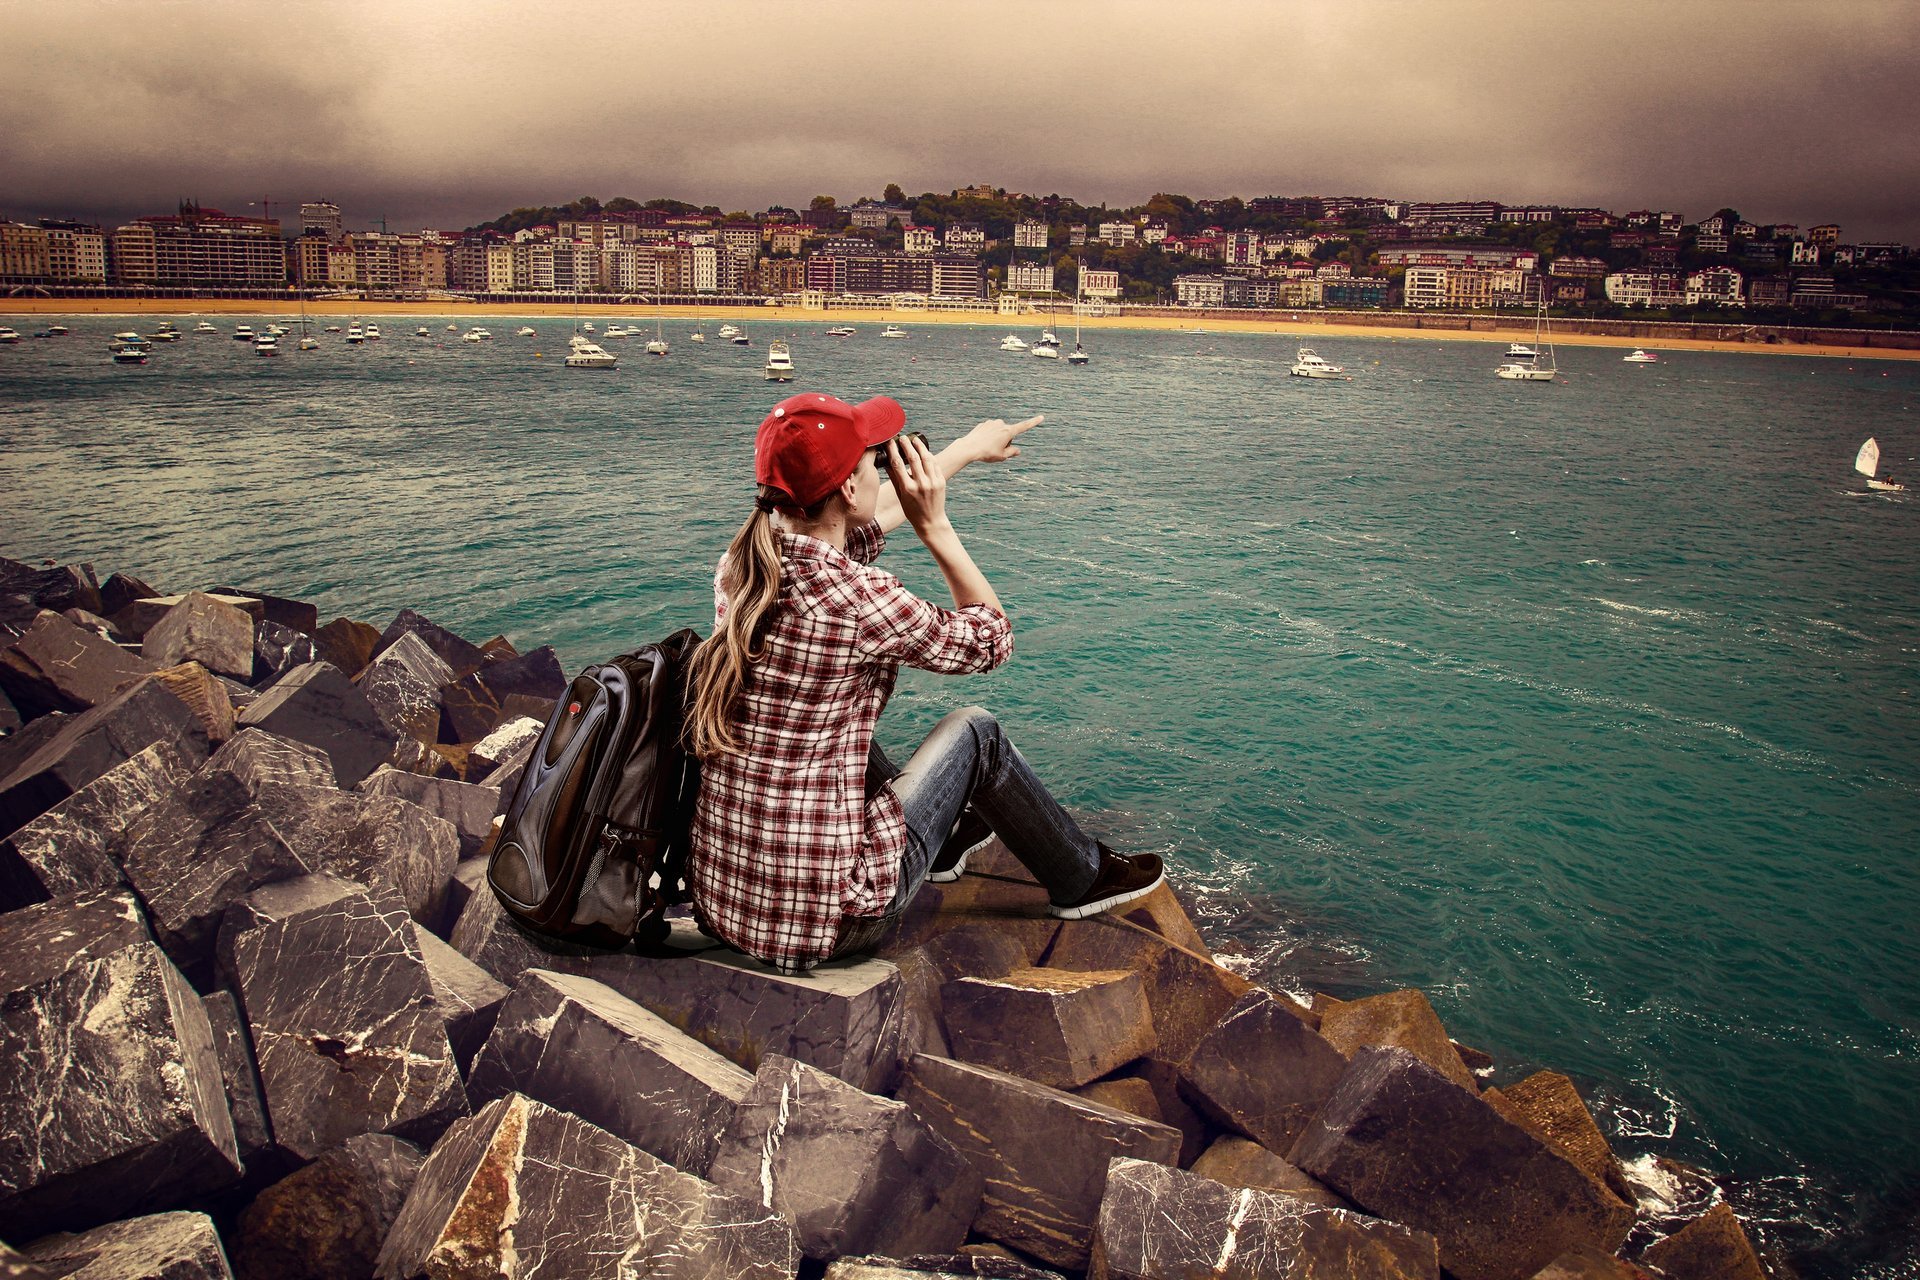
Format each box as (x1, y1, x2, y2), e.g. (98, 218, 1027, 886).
(874, 414, 1042, 536)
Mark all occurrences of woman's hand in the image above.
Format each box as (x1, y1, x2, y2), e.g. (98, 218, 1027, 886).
(963, 413, 1044, 464)
(888, 434, 949, 533)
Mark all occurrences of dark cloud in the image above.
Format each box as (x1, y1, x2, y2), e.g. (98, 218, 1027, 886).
(5, 0, 1918, 240)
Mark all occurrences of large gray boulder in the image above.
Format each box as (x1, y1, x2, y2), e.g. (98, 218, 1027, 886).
(0, 676, 208, 836)
(0, 610, 155, 720)
(358, 765, 500, 859)
(355, 632, 452, 744)
(142, 592, 257, 681)
(0, 739, 193, 910)
(438, 645, 565, 744)
(1179, 989, 1351, 1153)
(21, 1209, 234, 1280)
(230, 1133, 425, 1280)
(235, 661, 398, 787)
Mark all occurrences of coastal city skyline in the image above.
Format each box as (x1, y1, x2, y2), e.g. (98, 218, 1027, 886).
(5, 1, 1919, 242)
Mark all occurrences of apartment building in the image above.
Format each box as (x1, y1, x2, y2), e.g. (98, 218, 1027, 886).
(1174, 273, 1241, 307)
(903, 226, 937, 255)
(1604, 270, 1687, 307)
(756, 256, 805, 295)
(293, 234, 331, 285)
(1081, 269, 1120, 299)
(109, 209, 285, 285)
(944, 222, 986, 253)
(1684, 266, 1744, 307)
(1013, 220, 1049, 249)
(931, 254, 985, 299)
(1401, 267, 1448, 308)
(301, 202, 343, 240)
(0, 222, 50, 279)
(1097, 221, 1137, 246)
(41, 221, 108, 282)
(767, 225, 806, 256)
(1006, 261, 1055, 293)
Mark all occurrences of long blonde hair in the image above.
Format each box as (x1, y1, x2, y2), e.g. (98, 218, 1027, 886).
(686, 486, 826, 759)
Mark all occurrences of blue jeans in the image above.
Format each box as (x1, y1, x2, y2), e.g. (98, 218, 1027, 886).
(831, 706, 1101, 956)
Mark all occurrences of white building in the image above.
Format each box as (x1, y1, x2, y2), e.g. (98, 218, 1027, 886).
(1098, 221, 1137, 246)
(1014, 220, 1049, 249)
(1006, 261, 1054, 293)
(903, 226, 937, 255)
(1081, 269, 1121, 299)
(1685, 267, 1745, 307)
(1604, 270, 1687, 307)
(300, 202, 343, 241)
(944, 222, 986, 253)
(1402, 267, 1449, 309)
(691, 243, 719, 292)
(1174, 273, 1228, 307)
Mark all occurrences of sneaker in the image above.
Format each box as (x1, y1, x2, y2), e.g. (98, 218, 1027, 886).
(928, 810, 994, 883)
(1049, 844, 1165, 920)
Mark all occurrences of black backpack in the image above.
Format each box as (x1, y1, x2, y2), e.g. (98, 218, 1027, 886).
(487, 629, 702, 949)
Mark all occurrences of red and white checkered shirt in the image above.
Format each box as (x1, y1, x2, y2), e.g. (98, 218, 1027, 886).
(690, 520, 1012, 972)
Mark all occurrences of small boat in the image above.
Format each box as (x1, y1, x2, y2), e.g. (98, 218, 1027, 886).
(415, 326, 431, 337)
(1505, 342, 1538, 358)
(255, 335, 280, 357)
(1854, 437, 1907, 492)
(826, 326, 855, 337)
(1066, 344, 1090, 365)
(645, 318, 668, 356)
(323, 324, 342, 333)
(345, 324, 364, 344)
(233, 325, 256, 341)
(1290, 348, 1347, 379)
(999, 334, 1029, 351)
(299, 333, 320, 351)
(108, 332, 152, 352)
(1038, 329, 1059, 346)
(764, 339, 795, 381)
(881, 325, 908, 339)
(1031, 331, 1060, 359)
(112, 347, 149, 364)
(690, 329, 706, 343)
(603, 325, 629, 339)
(517, 327, 537, 337)
(1622, 349, 1659, 363)
(731, 332, 750, 346)
(446, 323, 459, 332)
(0, 327, 23, 344)
(364, 324, 382, 340)
(717, 323, 741, 339)
(149, 328, 184, 342)
(46, 323, 70, 335)
(1496, 298, 1557, 381)
(194, 321, 219, 333)
(564, 337, 617, 368)
(581, 322, 595, 334)
(463, 329, 485, 343)
(266, 324, 288, 336)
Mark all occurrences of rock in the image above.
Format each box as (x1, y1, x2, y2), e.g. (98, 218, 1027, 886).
(200, 989, 274, 1175)
(235, 661, 399, 787)
(412, 927, 508, 1073)
(1113, 1057, 1214, 1168)
(917, 921, 1036, 981)
(355, 632, 453, 743)
(878, 849, 1062, 956)
(1074, 1077, 1163, 1124)
(0, 1240, 53, 1277)
(100, 572, 162, 619)
(141, 592, 257, 680)
(151, 661, 237, 745)
(230, 1133, 424, 1280)
(0, 740, 193, 910)
(708, 1054, 982, 1261)
(0, 558, 101, 616)
(22, 1210, 234, 1280)
(496, 692, 553, 726)
(1485, 1072, 1635, 1208)
(0, 889, 241, 1238)
(1178, 989, 1350, 1154)
(0, 687, 20, 736)
(1114, 882, 1214, 957)
(1088, 1158, 1439, 1280)
(249, 620, 316, 686)
(204, 726, 336, 792)
(312, 617, 380, 679)
(466, 715, 543, 778)
(208, 587, 320, 637)
(0, 678, 210, 852)
(0, 712, 67, 786)
(1288, 1047, 1634, 1280)
(1316, 988, 1478, 1091)
(117, 770, 310, 978)
(227, 881, 467, 1162)
(374, 609, 487, 680)
(1188, 1135, 1350, 1209)
(474, 733, 535, 797)
(1046, 916, 1252, 1063)
(942, 966, 1155, 1089)
(359, 766, 500, 860)
(435, 857, 490, 940)
(438, 645, 565, 744)
(0, 610, 156, 719)
(60, 607, 124, 642)
(467, 969, 750, 1175)
(112, 592, 263, 644)
(1639, 1203, 1768, 1280)
(251, 782, 459, 926)
(374, 1092, 798, 1280)
(899, 1052, 1182, 1269)
(1455, 1040, 1496, 1073)
(213, 873, 365, 987)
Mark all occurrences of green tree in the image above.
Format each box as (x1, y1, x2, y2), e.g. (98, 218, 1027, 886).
(883, 183, 906, 205)
(810, 195, 838, 211)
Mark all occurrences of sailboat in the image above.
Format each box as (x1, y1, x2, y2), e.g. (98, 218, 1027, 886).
(645, 315, 669, 356)
(1496, 294, 1556, 381)
(1855, 438, 1907, 492)
(297, 291, 319, 350)
(1066, 260, 1090, 364)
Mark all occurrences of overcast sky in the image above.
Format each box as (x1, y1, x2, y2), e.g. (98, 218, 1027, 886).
(6, 0, 1918, 240)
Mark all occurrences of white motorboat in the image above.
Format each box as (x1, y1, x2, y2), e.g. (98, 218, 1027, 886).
(194, 321, 219, 333)
(1038, 329, 1059, 346)
(364, 324, 382, 340)
(1854, 437, 1907, 492)
(1290, 347, 1347, 379)
(690, 330, 706, 343)
(299, 333, 320, 351)
(415, 326, 431, 337)
(254, 335, 280, 357)
(149, 328, 184, 343)
(717, 323, 741, 339)
(46, 323, 69, 335)
(881, 325, 908, 339)
(446, 323, 459, 332)
(581, 322, 596, 333)
(463, 329, 485, 343)
(603, 325, 629, 339)
(827, 326, 855, 337)
(266, 324, 288, 336)
(323, 324, 342, 333)
(517, 327, 537, 337)
(1031, 332, 1060, 359)
(112, 347, 149, 364)
(764, 339, 794, 381)
(564, 339, 618, 368)
(1505, 342, 1539, 358)
(1622, 348, 1659, 363)
(233, 325, 256, 341)
(999, 334, 1029, 351)
(345, 325, 365, 344)
(109, 332, 152, 352)
(1496, 298, 1557, 381)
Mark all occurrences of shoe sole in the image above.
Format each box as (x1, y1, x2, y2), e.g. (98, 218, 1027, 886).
(1048, 870, 1166, 920)
(927, 835, 994, 884)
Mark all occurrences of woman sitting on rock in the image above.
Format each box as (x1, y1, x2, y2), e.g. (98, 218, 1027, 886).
(684, 391, 1164, 975)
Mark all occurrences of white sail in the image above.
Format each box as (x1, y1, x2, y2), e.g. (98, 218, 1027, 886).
(1854, 438, 1880, 478)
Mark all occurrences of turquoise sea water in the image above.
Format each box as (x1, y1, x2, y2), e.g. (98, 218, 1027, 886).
(3, 317, 1917, 1271)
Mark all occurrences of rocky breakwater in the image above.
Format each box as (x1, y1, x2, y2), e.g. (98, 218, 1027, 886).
(0, 552, 1783, 1280)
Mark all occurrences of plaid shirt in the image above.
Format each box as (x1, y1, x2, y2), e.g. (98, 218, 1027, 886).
(690, 520, 1012, 972)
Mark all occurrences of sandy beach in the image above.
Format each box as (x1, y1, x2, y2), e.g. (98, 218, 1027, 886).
(5, 294, 1917, 361)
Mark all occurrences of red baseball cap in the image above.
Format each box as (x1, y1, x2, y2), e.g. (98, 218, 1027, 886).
(755, 392, 906, 508)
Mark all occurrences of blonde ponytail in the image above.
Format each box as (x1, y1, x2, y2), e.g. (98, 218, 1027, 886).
(687, 490, 810, 759)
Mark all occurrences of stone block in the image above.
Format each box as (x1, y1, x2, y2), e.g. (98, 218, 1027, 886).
(100, 571, 162, 619)
(374, 609, 487, 680)
(1288, 1047, 1634, 1280)
(0, 1241, 51, 1276)
(435, 856, 490, 940)
(0, 610, 156, 719)
(1178, 989, 1350, 1154)
(1088, 1158, 1438, 1280)
(60, 607, 123, 642)
(1116, 1056, 1214, 1168)
(708, 1054, 982, 1261)
(203, 726, 336, 792)
(474, 731, 536, 797)
(1316, 988, 1478, 1090)
(235, 661, 399, 787)
(250, 620, 316, 686)
(0, 890, 241, 1238)
(0, 558, 101, 616)
(1115, 881, 1213, 957)
(1639, 1203, 1767, 1280)
(200, 989, 274, 1174)
(478, 635, 519, 662)
(0, 712, 67, 790)
(467, 969, 750, 1175)
(889, 946, 953, 1063)
(311, 617, 380, 679)
(899, 1052, 1182, 1269)
(496, 692, 553, 726)
(230, 1133, 424, 1280)
(412, 926, 508, 1074)
(1047, 915, 1252, 1063)
(1485, 1071, 1635, 1208)
(466, 714, 543, 779)
(824, 1259, 1060, 1280)
(251, 781, 459, 926)
(208, 586, 320, 637)
(0, 740, 192, 910)
(355, 632, 453, 743)
(115, 594, 264, 646)
(1074, 1077, 1163, 1124)
(117, 771, 311, 977)
(1188, 1135, 1350, 1209)
(142, 592, 257, 680)
(358, 765, 499, 859)
(915, 920, 1037, 980)
(437, 645, 565, 744)
(151, 662, 236, 745)
(213, 873, 366, 988)
(229, 882, 468, 1162)
(942, 966, 1155, 1089)
(881, 865, 1064, 955)
(374, 1093, 798, 1280)
(22, 1210, 234, 1280)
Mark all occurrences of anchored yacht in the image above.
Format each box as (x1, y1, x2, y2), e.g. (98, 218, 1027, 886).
(764, 340, 795, 381)
(1289, 348, 1347, 379)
